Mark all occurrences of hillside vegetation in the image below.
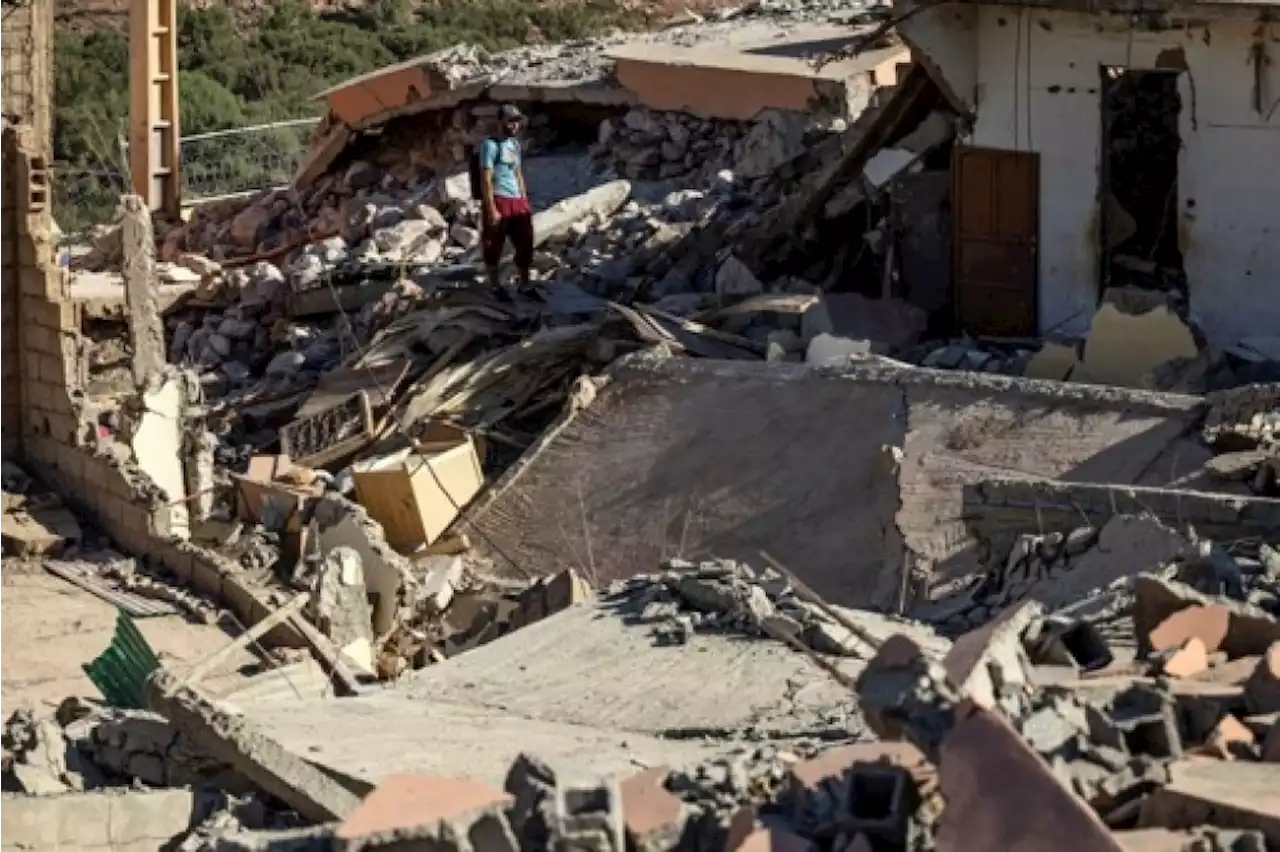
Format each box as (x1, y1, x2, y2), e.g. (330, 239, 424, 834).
(54, 0, 639, 228)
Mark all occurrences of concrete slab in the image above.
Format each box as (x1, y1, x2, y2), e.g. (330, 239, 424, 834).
(463, 353, 1205, 610)
(241, 598, 949, 787)
(1, 788, 197, 852)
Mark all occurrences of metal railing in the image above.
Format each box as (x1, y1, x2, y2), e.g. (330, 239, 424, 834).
(179, 117, 320, 201)
(54, 116, 322, 234)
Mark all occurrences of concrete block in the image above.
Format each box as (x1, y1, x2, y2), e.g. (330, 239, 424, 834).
(555, 779, 625, 851)
(1139, 759, 1280, 842)
(1, 788, 197, 850)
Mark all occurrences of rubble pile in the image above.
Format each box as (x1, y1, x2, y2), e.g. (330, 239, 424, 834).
(592, 106, 829, 184)
(611, 557, 897, 657)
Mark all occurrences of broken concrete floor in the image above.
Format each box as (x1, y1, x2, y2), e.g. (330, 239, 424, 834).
(0, 570, 259, 712)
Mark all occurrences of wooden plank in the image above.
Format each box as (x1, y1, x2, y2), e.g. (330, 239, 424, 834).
(181, 592, 311, 688)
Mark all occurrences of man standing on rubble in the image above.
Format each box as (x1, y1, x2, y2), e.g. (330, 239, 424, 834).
(480, 104, 534, 296)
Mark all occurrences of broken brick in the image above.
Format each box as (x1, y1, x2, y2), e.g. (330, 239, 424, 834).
(723, 807, 763, 852)
(936, 702, 1124, 852)
(1161, 637, 1208, 679)
(337, 773, 514, 844)
(1200, 714, 1256, 760)
(1148, 605, 1230, 655)
(1190, 654, 1260, 686)
(1243, 642, 1280, 715)
(786, 741, 928, 819)
(619, 766, 685, 852)
(727, 827, 816, 852)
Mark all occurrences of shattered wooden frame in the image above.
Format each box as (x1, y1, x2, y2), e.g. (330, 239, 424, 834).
(280, 390, 375, 469)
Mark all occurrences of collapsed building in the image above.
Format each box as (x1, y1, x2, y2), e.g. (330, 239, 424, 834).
(3, 0, 1280, 849)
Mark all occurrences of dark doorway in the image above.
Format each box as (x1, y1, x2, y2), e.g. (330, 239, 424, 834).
(1099, 67, 1184, 293)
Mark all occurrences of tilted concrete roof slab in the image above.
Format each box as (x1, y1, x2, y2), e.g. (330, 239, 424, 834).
(239, 597, 949, 787)
(460, 352, 1209, 610)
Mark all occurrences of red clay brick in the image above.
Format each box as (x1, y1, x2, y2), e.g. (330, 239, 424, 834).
(1148, 605, 1230, 655)
(337, 773, 512, 841)
(619, 766, 684, 850)
(1162, 638, 1208, 679)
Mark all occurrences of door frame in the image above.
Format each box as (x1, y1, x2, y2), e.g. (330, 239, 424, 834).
(951, 144, 1041, 337)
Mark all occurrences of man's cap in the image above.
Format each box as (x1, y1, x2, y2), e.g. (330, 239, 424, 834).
(498, 103, 524, 121)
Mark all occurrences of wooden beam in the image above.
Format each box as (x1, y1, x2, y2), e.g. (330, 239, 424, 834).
(180, 592, 311, 689)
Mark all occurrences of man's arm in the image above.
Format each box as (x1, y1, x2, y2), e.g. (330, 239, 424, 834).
(516, 148, 528, 202)
(480, 139, 499, 219)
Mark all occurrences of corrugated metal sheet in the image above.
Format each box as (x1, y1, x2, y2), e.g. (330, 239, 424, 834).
(83, 612, 161, 709)
(44, 562, 178, 617)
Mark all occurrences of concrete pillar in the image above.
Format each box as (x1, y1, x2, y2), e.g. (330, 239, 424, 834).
(120, 195, 166, 386)
(129, 0, 181, 217)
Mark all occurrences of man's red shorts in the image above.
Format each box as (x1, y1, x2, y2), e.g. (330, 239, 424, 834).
(482, 195, 534, 269)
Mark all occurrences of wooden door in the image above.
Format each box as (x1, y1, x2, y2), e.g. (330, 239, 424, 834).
(952, 147, 1039, 337)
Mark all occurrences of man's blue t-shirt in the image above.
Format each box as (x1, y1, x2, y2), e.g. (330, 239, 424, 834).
(481, 137, 523, 199)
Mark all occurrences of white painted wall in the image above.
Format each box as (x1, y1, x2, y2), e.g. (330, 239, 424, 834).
(917, 5, 1280, 344)
(899, 2, 979, 111)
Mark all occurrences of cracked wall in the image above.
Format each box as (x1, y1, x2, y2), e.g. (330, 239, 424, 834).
(903, 4, 1280, 345)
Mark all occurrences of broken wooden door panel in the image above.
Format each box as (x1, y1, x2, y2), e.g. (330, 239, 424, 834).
(953, 147, 1039, 337)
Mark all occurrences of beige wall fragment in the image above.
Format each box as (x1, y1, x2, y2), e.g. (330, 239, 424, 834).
(1079, 300, 1198, 389)
(1024, 340, 1080, 382)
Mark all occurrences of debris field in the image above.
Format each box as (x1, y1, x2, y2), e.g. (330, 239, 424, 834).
(2, 1, 1279, 851)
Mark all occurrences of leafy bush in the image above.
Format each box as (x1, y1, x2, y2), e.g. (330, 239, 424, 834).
(53, 0, 638, 231)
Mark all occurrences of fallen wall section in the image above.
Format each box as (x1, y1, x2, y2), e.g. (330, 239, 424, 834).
(465, 353, 1207, 609)
(1, 788, 197, 852)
